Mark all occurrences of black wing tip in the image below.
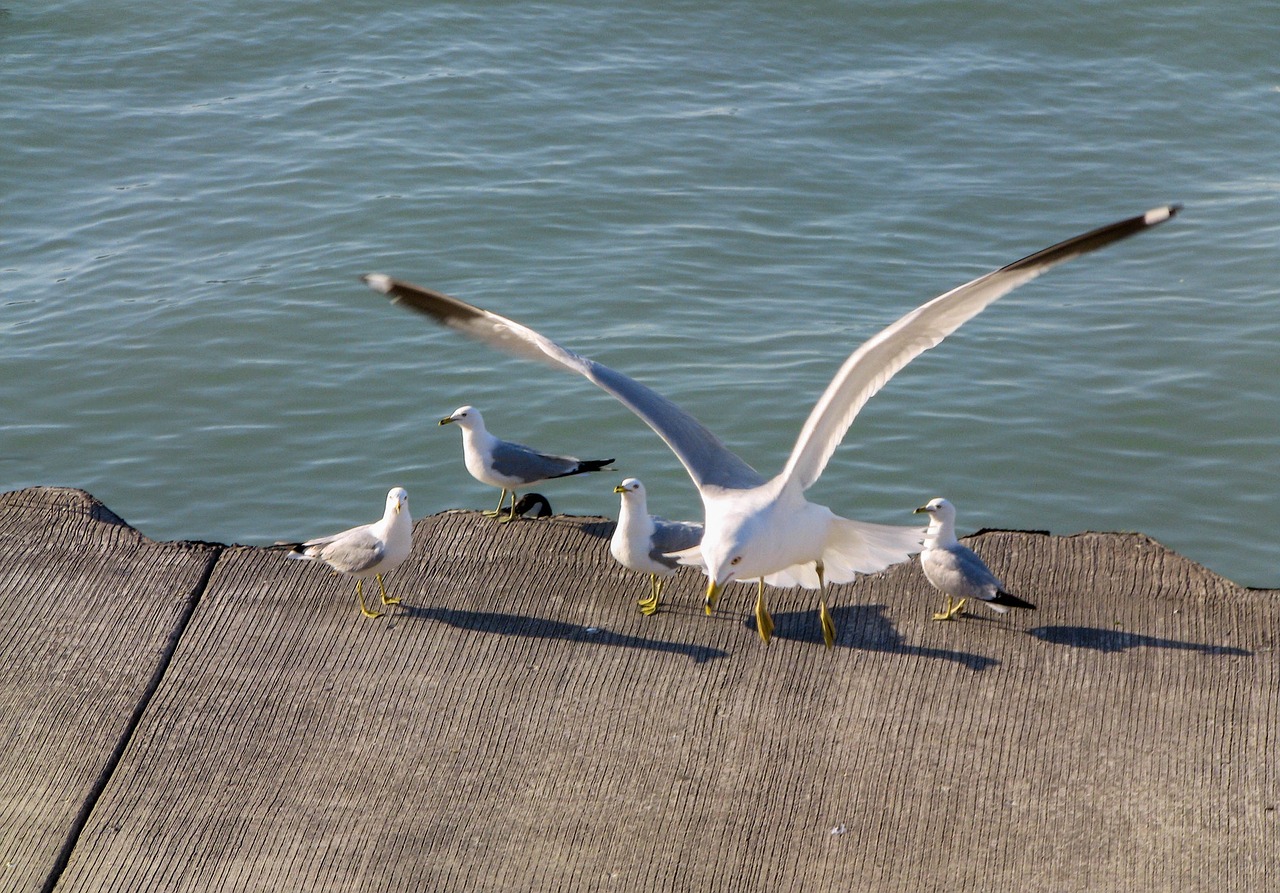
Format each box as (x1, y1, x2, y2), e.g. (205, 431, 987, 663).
(1002, 204, 1182, 275)
(360, 274, 486, 324)
(548, 459, 615, 480)
(992, 590, 1036, 610)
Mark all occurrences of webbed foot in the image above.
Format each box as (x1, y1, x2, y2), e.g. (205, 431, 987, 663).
(932, 596, 967, 622)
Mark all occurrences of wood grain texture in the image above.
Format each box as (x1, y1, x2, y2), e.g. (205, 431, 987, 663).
(1, 490, 1274, 891)
(0, 488, 220, 893)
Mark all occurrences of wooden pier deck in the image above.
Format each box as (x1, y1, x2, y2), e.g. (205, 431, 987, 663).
(1, 486, 1275, 891)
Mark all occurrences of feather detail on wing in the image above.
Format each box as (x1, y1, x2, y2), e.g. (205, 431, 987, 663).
(363, 274, 763, 491)
(780, 206, 1179, 492)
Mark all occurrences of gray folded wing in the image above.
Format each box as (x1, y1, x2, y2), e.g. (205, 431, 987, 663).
(490, 438, 582, 484)
(924, 543, 1003, 600)
(650, 518, 704, 570)
(303, 525, 386, 576)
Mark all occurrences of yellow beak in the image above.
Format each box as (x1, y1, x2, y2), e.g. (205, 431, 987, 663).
(613, 485, 626, 494)
(439, 416, 454, 426)
(914, 505, 930, 514)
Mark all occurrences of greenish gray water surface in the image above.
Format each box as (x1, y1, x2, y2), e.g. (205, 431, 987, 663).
(2, 2, 1277, 585)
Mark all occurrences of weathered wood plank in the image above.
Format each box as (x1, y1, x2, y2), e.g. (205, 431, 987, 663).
(40, 503, 1275, 892)
(0, 488, 220, 893)
(2, 491, 1273, 890)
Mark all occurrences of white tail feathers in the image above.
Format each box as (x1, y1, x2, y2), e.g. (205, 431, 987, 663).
(764, 517, 924, 589)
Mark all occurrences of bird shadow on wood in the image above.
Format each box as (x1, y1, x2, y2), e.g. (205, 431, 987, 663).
(764, 604, 1000, 671)
(405, 605, 727, 663)
(1028, 626, 1252, 656)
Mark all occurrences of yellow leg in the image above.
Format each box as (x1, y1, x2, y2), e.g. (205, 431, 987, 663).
(932, 596, 967, 621)
(637, 574, 654, 607)
(819, 600, 836, 649)
(496, 489, 521, 523)
(482, 488, 509, 518)
(356, 579, 384, 619)
(755, 579, 774, 644)
(817, 562, 836, 649)
(377, 573, 401, 606)
(638, 574, 662, 615)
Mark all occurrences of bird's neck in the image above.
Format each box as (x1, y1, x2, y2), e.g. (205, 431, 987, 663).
(925, 519, 958, 549)
(461, 425, 495, 452)
(618, 499, 652, 536)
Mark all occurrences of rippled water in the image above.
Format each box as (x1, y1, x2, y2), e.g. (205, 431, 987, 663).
(3, 2, 1278, 585)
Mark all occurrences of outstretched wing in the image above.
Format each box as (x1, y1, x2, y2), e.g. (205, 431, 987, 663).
(363, 274, 765, 492)
(780, 206, 1179, 492)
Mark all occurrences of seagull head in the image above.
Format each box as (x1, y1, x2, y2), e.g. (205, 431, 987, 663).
(914, 497, 955, 521)
(439, 405, 482, 430)
(914, 497, 957, 541)
(386, 487, 409, 516)
(613, 477, 645, 497)
(693, 483, 799, 613)
(697, 504, 766, 614)
(702, 550, 747, 614)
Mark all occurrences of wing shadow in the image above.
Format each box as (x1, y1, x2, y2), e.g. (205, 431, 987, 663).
(406, 604, 727, 664)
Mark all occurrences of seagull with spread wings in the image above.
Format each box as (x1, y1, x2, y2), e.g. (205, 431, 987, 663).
(364, 206, 1177, 647)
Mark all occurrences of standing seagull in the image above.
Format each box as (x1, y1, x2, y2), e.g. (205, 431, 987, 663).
(611, 478, 704, 616)
(365, 206, 1176, 648)
(274, 487, 413, 619)
(439, 405, 613, 522)
(914, 497, 1035, 621)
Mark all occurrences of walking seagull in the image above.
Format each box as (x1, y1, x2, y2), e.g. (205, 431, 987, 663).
(915, 497, 1035, 621)
(611, 478, 704, 616)
(272, 487, 412, 619)
(439, 405, 612, 522)
(364, 206, 1176, 647)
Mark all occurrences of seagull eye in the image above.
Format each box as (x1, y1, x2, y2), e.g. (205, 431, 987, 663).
(730, 556, 742, 566)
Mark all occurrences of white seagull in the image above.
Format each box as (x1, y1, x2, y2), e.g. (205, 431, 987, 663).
(365, 206, 1176, 647)
(611, 478, 704, 616)
(274, 487, 413, 619)
(914, 497, 1035, 621)
(439, 405, 613, 522)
